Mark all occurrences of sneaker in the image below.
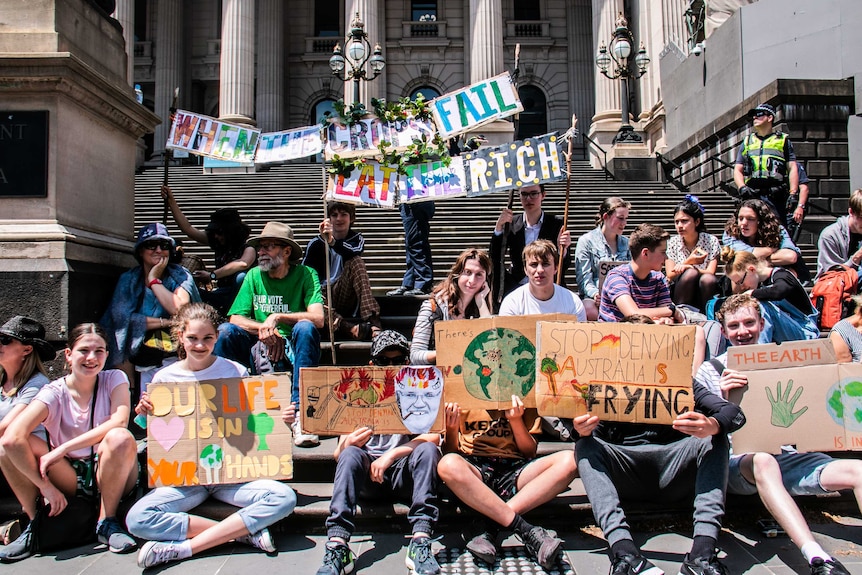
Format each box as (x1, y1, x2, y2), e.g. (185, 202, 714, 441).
(611, 553, 664, 575)
(96, 516, 137, 554)
(236, 527, 276, 553)
(466, 531, 498, 565)
(678, 553, 728, 575)
(316, 541, 355, 575)
(292, 419, 320, 448)
(810, 557, 851, 575)
(0, 523, 33, 563)
(520, 526, 563, 571)
(136, 540, 187, 568)
(387, 286, 409, 296)
(406, 536, 440, 575)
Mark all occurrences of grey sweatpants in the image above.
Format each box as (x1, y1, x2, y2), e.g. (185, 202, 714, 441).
(575, 433, 729, 546)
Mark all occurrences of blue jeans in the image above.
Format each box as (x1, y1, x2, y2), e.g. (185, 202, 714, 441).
(214, 320, 320, 406)
(126, 480, 296, 541)
(399, 202, 435, 291)
(727, 451, 833, 496)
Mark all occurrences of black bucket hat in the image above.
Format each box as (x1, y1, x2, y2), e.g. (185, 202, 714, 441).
(0, 316, 56, 362)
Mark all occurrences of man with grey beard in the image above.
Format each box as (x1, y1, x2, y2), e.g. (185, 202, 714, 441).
(214, 221, 324, 447)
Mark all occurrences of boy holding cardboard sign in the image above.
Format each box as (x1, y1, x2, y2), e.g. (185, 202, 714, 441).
(695, 294, 858, 575)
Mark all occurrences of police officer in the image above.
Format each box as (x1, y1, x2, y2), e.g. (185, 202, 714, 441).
(733, 103, 799, 225)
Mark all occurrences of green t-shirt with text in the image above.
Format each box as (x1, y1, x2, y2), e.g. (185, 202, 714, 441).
(228, 264, 323, 338)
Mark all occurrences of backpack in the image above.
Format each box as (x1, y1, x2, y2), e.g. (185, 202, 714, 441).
(810, 265, 859, 330)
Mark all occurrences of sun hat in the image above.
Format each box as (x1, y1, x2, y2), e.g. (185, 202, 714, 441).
(134, 222, 176, 252)
(247, 221, 303, 261)
(0, 316, 56, 362)
(370, 330, 410, 359)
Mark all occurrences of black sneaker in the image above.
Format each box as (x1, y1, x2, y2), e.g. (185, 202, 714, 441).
(405, 536, 440, 575)
(611, 553, 665, 575)
(0, 523, 33, 563)
(520, 526, 563, 571)
(386, 287, 409, 296)
(678, 554, 728, 575)
(316, 541, 355, 575)
(810, 557, 851, 575)
(465, 531, 498, 565)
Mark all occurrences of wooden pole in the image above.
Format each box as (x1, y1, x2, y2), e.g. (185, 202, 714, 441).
(321, 161, 337, 364)
(496, 44, 521, 306)
(557, 114, 578, 284)
(162, 87, 179, 225)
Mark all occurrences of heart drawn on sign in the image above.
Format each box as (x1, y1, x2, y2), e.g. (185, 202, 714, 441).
(150, 417, 185, 451)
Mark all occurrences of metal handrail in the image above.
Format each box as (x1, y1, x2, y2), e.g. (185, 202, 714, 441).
(582, 132, 612, 180)
(655, 152, 687, 192)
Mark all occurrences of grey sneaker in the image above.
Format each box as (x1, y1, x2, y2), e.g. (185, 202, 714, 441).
(316, 541, 355, 575)
(405, 536, 440, 575)
(96, 516, 137, 554)
(520, 526, 563, 570)
(0, 523, 32, 563)
(136, 540, 186, 568)
(292, 419, 320, 447)
(465, 531, 498, 565)
(236, 527, 276, 553)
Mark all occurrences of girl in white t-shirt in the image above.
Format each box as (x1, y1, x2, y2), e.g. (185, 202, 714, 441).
(128, 302, 297, 569)
(0, 323, 138, 562)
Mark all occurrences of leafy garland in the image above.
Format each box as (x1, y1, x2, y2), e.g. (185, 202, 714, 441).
(323, 94, 451, 178)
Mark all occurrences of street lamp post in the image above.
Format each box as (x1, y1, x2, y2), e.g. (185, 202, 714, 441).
(329, 12, 386, 105)
(596, 12, 650, 143)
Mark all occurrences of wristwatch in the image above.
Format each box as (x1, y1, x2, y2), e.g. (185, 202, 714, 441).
(668, 303, 678, 318)
(210, 271, 217, 281)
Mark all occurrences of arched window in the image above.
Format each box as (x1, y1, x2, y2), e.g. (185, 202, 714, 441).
(410, 87, 441, 102)
(516, 85, 547, 139)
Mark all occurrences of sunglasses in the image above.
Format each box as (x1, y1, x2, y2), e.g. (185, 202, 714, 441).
(520, 190, 542, 199)
(372, 354, 407, 366)
(141, 241, 171, 251)
(751, 111, 770, 119)
(0, 334, 20, 346)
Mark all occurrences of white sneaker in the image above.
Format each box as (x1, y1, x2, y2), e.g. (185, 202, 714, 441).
(236, 527, 276, 553)
(292, 419, 319, 447)
(137, 540, 187, 568)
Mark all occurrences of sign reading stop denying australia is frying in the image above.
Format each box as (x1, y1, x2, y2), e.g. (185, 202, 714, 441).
(145, 376, 293, 487)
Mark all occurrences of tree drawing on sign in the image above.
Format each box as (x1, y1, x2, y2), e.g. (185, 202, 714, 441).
(766, 380, 808, 428)
(247, 412, 275, 450)
(199, 444, 223, 484)
(540, 356, 559, 396)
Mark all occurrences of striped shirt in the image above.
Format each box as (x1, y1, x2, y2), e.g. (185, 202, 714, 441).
(598, 263, 671, 322)
(830, 319, 862, 362)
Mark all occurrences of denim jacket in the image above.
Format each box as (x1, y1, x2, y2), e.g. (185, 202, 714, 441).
(574, 227, 630, 299)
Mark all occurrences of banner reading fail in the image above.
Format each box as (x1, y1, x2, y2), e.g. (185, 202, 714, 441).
(464, 133, 565, 197)
(431, 73, 523, 139)
(300, 366, 445, 435)
(726, 339, 862, 453)
(535, 322, 696, 424)
(436, 314, 581, 410)
(166, 110, 260, 163)
(145, 375, 292, 487)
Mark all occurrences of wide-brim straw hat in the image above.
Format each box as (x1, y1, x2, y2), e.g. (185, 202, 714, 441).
(247, 221, 303, 261)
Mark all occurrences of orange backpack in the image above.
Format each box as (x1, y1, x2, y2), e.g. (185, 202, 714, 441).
(810, 265, 859, 329)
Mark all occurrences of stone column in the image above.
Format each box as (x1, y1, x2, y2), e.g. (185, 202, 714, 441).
(590, 0, 626, 140)
(112, 0, 134, 85)
(467, 0, 503, 83)
(154, 0, 182, 158)
(345, 0, 385, 106)
(256, 0, 283, 132)
(219, 0, 256, 125)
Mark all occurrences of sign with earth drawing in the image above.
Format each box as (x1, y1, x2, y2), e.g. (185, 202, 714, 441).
(435, 314, 581, 409)
(145, 376, 293, 487)
(727, 339, 862, 453)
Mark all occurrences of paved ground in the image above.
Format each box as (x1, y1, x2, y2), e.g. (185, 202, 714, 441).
(1, 511, 861, 574)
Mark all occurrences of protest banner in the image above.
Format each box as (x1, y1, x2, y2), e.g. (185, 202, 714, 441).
(324, 115, 437, 160)
(464, 132, 565, 197)
(436, 314, 581, 410)
(256, 126, 323, 163)
(535, 322, 696, 423)
(300, 366, 445, 435)
(399, 156, 468, 203)
(166, 110, 260, 163)
(145, 375, 292, 487)
(326, 160, 398, 208)
(726, 339, 862, 453)
(430, 73, 523, 139)
(597, 260, 628, 295)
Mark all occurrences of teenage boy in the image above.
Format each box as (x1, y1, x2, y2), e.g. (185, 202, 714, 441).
(696, 294, 859, 575)
(316, 330, 442, 575)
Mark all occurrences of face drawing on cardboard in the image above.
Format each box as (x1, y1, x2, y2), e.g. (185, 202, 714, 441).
(394, 367, 443, 433)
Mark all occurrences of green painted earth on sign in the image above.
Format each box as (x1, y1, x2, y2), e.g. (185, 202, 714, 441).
(453, 328, 535, 401)
(827, 379, 862, 431)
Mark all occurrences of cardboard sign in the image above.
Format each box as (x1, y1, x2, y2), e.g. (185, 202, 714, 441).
(399, 156, 468, 203)
(166, 110, 260, 163)
(464, 133, 565, 197)
(597, 260, 628, 295)
(326, 160, 398, 208)
(726, 339, 862, 453)
(436, 314, 581, 409)
(299, 366, 445, 434)
(145, 376, 293, 487)
(324, 116, 436, 160)
(256, 126, 323, 163)
(535, 322, 696, 423)
(430, 73, 523, 139)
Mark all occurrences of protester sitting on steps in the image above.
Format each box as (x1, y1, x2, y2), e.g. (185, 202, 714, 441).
(722, 199, 804, 280)
(665, 196, 720, 312)
(830, 295, 862, 362)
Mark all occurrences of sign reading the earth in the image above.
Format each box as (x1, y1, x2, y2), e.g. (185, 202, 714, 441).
(727, 339, 862, 453)
(436, 314, 581, 409)
(145, 376, 293, 487)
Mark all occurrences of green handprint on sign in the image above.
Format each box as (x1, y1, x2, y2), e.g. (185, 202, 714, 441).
(765, 379, 808, 428)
